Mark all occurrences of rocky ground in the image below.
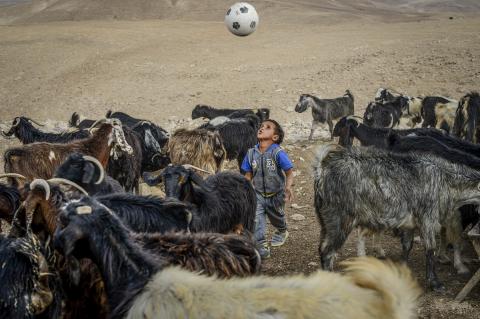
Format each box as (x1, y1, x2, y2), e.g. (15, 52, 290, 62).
(1, 0, 480, 317)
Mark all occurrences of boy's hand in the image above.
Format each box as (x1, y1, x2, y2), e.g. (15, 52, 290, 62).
(285, 186, 294, 203)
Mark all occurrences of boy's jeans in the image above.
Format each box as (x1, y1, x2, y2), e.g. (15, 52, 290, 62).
(254, 191, 288, 245)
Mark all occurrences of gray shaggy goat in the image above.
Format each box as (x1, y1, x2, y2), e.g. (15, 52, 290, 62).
(295, 90, 354, 140)
(168, 128, 226, 174)
(191, 104, 270, 122)
(313, 144, 480, 290)
(54, 197, 420, 319)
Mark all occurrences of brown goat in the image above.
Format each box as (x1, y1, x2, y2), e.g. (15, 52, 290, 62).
(4, 120, 131, 187)
(168, 128, 226, 175)
(134, 231, 261, 278)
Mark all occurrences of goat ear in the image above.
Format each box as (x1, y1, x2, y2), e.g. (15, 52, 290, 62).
(82, 162, 96, 184)
(386, 132, 400, 147)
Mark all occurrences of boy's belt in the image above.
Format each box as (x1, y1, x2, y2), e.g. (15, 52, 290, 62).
(258, 191, 278, 198)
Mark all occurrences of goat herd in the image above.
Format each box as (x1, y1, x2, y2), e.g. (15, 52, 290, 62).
(0, 88, 479, 318)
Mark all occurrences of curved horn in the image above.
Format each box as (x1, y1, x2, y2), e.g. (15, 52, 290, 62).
(30, 179, 51, 201)
(82, 155, 105, 184)
(346, 115, 364, 121)
(131, 120, 152, 130)
(182, 164, 213, 175)
(87, 118, 107, 133)
(0, 130, 15, 139)
(26, 118, 45, 126)
(0, 173, 27, 180)
(47, 178, 89, 197)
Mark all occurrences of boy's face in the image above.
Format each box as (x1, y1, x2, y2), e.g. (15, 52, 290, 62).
(257, 121, 279, 142)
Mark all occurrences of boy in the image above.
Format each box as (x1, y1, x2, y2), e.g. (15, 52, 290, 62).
(241, 119, 294, 259)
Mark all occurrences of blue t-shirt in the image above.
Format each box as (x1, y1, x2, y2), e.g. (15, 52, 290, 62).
(241, 143, 293, 173)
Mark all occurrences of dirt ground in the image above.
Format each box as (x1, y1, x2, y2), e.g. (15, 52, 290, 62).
(1, 0, 480, 317)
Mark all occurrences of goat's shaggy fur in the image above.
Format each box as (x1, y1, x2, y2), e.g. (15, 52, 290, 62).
(198, 114, 258, 170)
(452, 92, 480, 142)
(54, 198, 420, 319)
(191, 104, 270, 122)
(147, 165, 256, 234)
(0, 183, 21, 230)
(313, 144, 480, 290)
(2, 117, 90, 144)
(134, 231, 261, 278)
(0, 233, 62, 319)
(168, 128, 226, 174)
(55, 153, 124, 196)
(4, 123, 130, 186)
(295, 90, 354, 140)
(420, 96, 458, 132)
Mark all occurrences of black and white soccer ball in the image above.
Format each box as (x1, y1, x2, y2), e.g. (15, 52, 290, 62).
(225, 2, 259, 36)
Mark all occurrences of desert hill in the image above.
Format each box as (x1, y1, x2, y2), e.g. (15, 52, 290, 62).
(1, 0, 480, 25)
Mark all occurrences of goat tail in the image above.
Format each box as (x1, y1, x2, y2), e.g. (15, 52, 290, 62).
(342, 257, 421, 319)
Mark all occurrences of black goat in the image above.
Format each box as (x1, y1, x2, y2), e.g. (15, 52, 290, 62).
(363, 101, 402, 128)
(0, 179, 21, 231)
(294, 90, 354, 140)
(106, 126, 142, 193)
(2, 117, 90, 144)
(143, 165, 256, 234)
(0, 233, 62, 319)
(198, 114, 259, 170)
(53, 197, 263, 316)
(55, 153, 124, 195)
(452, 92, 480, 143)
(332, 116, 438, 147)
(191, 104, 270, 122)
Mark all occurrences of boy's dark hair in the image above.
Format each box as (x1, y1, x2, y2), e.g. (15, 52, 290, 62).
(263, 119, 284, 144)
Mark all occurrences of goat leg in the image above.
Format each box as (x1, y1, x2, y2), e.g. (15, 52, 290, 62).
(426, 249, 445, 291)
(400, 230, 414, 262)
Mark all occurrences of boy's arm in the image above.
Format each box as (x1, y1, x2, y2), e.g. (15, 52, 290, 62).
(244, 172, 253, 181)
(284, 168, 294, 202)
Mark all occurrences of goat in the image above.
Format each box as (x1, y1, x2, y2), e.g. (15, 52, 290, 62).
(143, 165, 256, 234)
(0, 232, 62, 319)
(2, 116, 90, 144)
(332, 116, 439, 147)
(314, 144, 480, 290)
(420, 96, 458, 132)
(0, 174, 23, 231)
(4, 119, 132, 187)
(168, 128, 226, 174)
(363, 100, 403, 128)
(294, 90, 354, 140)
(386, 132, 480, 273)
(54, 153, 124, 195)
(105, 125, 142, 193)
(198, 114, 259, 170)
(54, 198, 420, 319)
(452, 92, 480, 142)
(191, 104, 270, 122)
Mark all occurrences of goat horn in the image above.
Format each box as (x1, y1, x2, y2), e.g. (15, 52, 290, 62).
(346, 115, 364, 121)
(1, 130, 15, 139)
(82, 155, 105, 184)
(131, 120, 151, 129)
(0, 173, 27, 180)
(30, 179, 51, 201)
(27, 118, 45, 126)
(8, 202, 26, 237)
(47, 178, 89, 196)
(182, 164, 213, 175)
(88, 118, 107, 133)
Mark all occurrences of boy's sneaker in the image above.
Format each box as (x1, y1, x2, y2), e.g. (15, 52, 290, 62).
(271, 230, 289, 247)
(258, 244, 271, 259)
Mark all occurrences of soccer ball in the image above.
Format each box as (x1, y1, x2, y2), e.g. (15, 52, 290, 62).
(224, 2, 259, 36)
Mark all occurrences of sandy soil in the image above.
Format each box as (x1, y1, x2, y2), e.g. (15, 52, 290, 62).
(1, 0, 480, 317)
